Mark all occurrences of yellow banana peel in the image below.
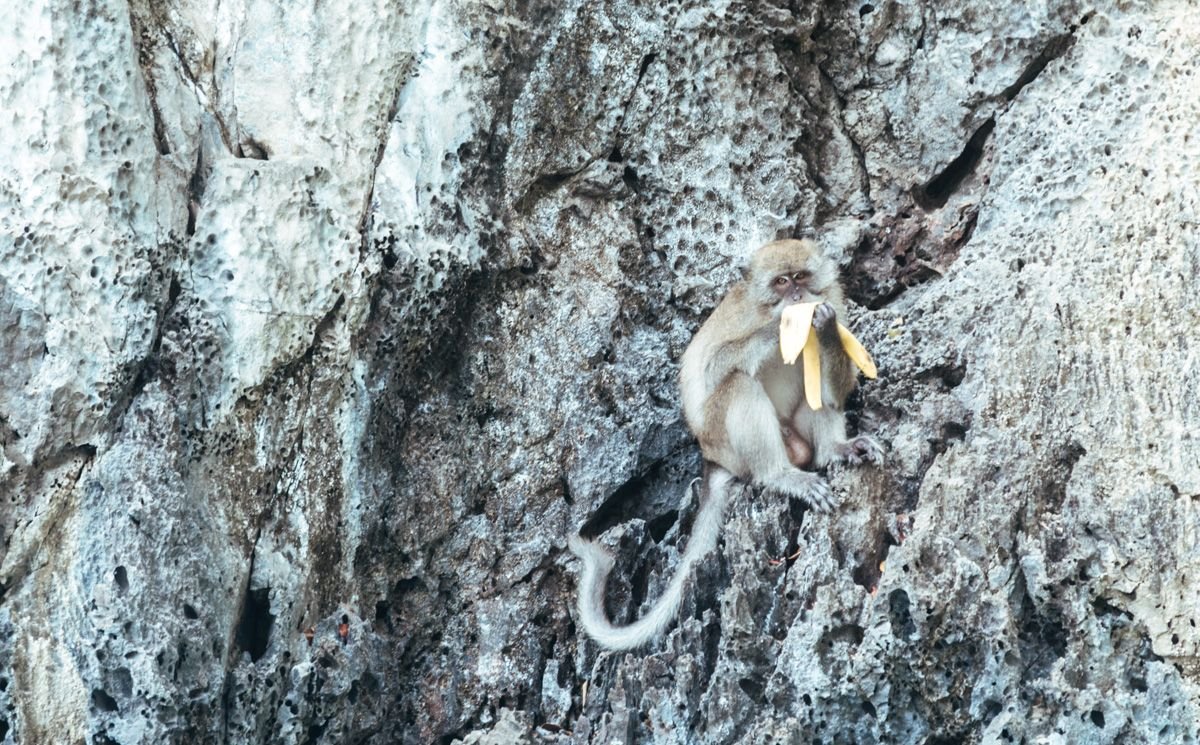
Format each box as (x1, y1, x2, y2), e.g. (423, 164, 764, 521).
(802, 326, 822, 410)
(836, 324, 878, 379)
(780, 302, 878, 411)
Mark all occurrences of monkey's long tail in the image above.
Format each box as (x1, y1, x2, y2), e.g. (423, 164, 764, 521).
(567, 465, 736, 651)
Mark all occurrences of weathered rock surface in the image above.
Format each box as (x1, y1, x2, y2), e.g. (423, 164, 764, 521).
(1, 0, 1198, 743)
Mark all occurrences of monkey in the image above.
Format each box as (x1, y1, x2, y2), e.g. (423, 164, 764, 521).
(678, 238, 883, 504)
(569, 239, 881, 650)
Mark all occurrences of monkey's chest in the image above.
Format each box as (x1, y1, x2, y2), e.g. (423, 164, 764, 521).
(758, 360, 805, 417)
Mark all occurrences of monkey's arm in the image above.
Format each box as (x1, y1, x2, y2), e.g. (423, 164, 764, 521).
(681, 304, 778, 433)
(795, 303, 881, 467)
(811, 302, 858, 408)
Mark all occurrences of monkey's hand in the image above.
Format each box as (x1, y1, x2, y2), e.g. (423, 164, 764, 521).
(811, 301, 840, 347)
(811, 301, 840, 333)
(837, 435, 884, 466)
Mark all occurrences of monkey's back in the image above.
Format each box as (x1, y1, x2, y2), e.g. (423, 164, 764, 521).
(678, 285, 776, 438)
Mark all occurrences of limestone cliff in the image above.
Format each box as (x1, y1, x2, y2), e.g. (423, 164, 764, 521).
(1, 0, 1198, 743)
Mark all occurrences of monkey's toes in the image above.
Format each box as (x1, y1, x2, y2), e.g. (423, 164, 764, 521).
(843, 435, 884, 466)
(802, 478, 839, 511)
(790, 472, 837, 511)
(767, 471, 839, 511)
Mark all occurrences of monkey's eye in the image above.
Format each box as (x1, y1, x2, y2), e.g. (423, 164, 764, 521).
(792, 271, 811, 283)
(774, 276, 789, 287)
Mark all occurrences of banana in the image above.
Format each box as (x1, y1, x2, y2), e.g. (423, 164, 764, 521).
(802, 328, 823, 410)
(779, 303, 878, 412)
(779, 302, 817, 364)
(836, 323, 878, 379)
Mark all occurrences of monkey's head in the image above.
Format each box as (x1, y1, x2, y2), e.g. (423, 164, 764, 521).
(748, 239, 839, 310)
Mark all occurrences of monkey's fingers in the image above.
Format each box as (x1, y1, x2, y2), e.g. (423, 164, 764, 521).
(802, 331, 823, 411)
(836, 323, 878, 379)
(779, 302, 818, 364)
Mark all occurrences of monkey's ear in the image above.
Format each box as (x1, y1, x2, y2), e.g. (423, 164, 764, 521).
(738, 264, 751, 281)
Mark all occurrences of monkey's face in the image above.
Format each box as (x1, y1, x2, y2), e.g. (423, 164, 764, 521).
(770, 269, 815, 304)
(749, 239, 836, 312)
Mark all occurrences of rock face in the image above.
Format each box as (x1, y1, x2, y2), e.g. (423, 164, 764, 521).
(1, 0, 1198, 743)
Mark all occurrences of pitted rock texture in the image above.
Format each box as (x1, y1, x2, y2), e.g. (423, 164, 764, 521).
(1, 0, 1198, 744)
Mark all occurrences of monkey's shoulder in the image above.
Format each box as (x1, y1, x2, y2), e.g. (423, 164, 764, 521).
(697, 287, 773, 343)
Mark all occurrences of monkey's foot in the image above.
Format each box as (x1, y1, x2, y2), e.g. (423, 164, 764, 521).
(839, 435, 884, 466)
(767, 469, 839, 512)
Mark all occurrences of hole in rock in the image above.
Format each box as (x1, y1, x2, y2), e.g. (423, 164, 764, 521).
(234, 587, 275, 662)
(916, 119, 995, 210)
(92, 689, 119, 712)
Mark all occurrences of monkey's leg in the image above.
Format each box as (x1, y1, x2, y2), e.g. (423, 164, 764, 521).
(719, 374, 837, 511)
(795, 405, 883, 467)
(793, 403, 848, 468)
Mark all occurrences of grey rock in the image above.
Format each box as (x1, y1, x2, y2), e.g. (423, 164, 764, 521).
(1, 0, 1197, 744)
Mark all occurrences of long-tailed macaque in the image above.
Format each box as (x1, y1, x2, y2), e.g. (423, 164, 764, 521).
(570, 239, 881, 650)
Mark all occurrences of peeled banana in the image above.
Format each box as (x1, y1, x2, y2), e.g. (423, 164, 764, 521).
(779, 302, 878, 411)
(778, 302, 816, 364)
